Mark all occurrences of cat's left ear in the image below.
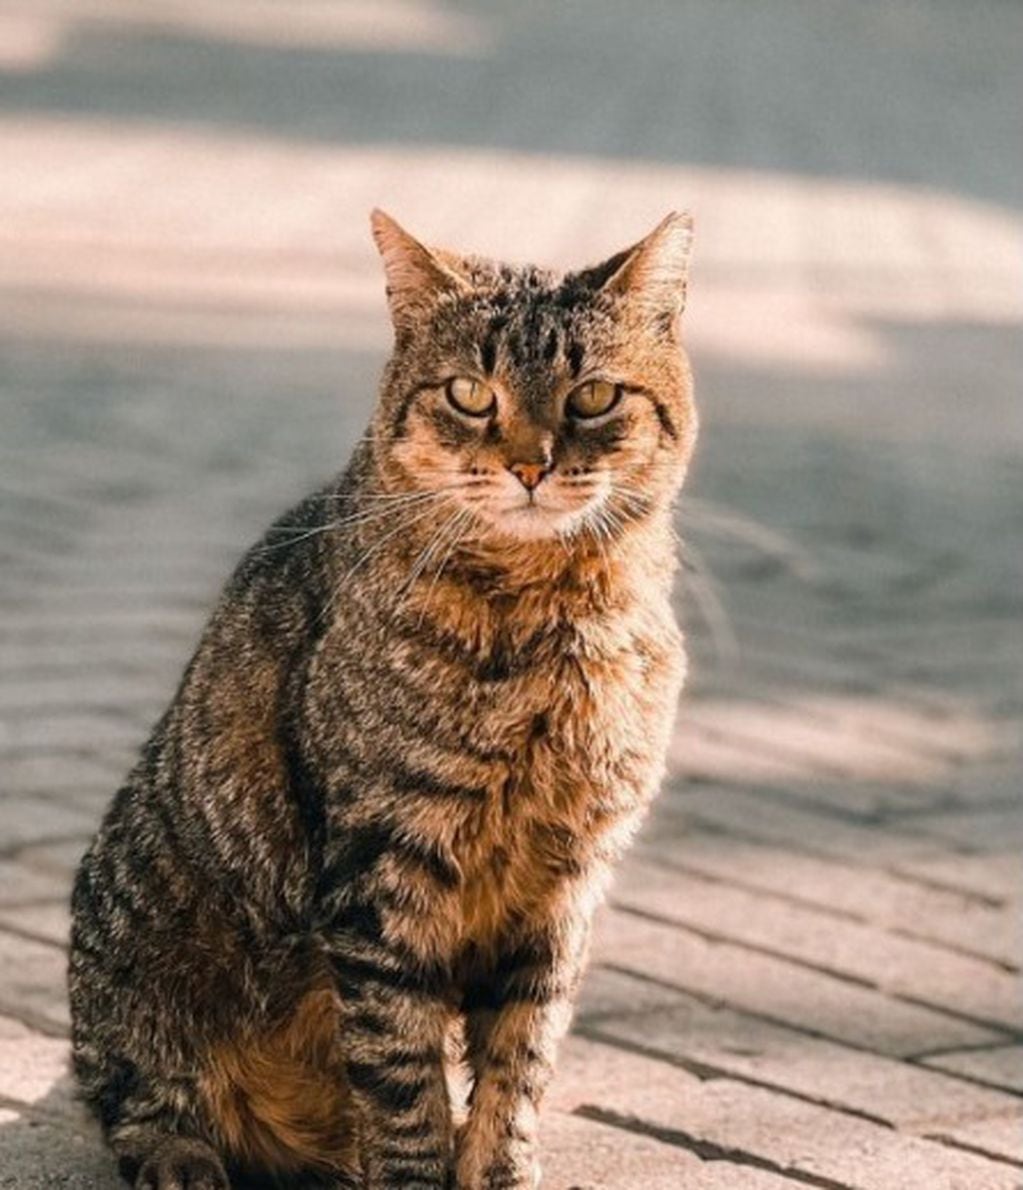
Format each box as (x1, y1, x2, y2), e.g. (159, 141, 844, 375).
(594, 212, 694, 328)
(370, 209, 471, 335)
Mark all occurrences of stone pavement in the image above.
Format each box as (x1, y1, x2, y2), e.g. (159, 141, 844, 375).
(1, 1, 1021, 1186)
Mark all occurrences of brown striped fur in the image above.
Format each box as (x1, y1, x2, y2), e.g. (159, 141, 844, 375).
(69, 210, 697, 1189)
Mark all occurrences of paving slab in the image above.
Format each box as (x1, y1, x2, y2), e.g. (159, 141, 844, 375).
(921, 1046, 1023, 1096)
(553, 1038, 1022, 1190)
(593, 908, 1005, 1058)
(0, 797, 98, 855)
(0, 901, 71, 949)
(613, 862, 1022, 1031)
(583, 993, 1023, 1159)
(922, 1114, 1023, 1169)
(0, 1109, 117, 1190)
(891, 854, 1020, 907)
(632, 831, 1019, 969)
(0, 1016, 72, 1112)
(0, 929, 69, 1036)
(0, 862, 69, 908)
(541, 1109, 797, 1190)
(657, 783, 951, 866)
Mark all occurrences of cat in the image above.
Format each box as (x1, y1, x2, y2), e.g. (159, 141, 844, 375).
(69, 209, 697, 1190)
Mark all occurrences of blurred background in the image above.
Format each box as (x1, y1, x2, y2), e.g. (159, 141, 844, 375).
(1, 2, 1021, 1186)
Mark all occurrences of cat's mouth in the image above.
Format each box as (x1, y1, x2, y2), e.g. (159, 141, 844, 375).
(491, 506, 583, 541)
(481, 483, 607, 542)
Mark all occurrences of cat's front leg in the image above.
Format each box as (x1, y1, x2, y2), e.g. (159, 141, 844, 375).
(457, 920, 588, 1190)
(326, 924, 454, 1189)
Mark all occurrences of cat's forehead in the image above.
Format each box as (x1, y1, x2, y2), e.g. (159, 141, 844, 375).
(461, 256, 595, 309)
(448, 256, 614, 377)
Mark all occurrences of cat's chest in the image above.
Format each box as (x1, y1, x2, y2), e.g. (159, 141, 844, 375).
(452, 619, 684, 945)
(474, 614, 680, 773)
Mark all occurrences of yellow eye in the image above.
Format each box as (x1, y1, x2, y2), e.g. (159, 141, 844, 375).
(446, 377, 496, 417)
(566, 380, 621, 419)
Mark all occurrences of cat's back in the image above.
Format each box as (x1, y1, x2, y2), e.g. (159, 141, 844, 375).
(72, 481, 350, 935)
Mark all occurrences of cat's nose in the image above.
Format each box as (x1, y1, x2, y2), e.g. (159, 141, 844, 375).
(508, 462, 551, 491)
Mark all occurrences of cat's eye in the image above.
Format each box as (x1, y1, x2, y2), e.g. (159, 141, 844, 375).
(566, 380, 622, 420)
(445, 377, 496, 417)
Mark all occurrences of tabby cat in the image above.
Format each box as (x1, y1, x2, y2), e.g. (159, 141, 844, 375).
(69, 209, 697, 1190)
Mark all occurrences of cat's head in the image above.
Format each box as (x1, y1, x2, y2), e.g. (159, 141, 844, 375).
(369, 210, 697, 546)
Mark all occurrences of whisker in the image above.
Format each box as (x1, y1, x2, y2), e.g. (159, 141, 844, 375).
(319, 500, 442, 629)
(325, 484, 467, 504)
(257, 492, 442, 553)
(610, 478, 818, 582)
(582, 505, 613, 570)
(392, 506, 465, 617)
(680, 538, 739, 666)
(324, 479, 490, 506)
(317, 500, 450, 628)
(414, 508, 475, 628)
(342, 501, 447, 585)
(680, 496, 820, 580)
(258, 523, 345, 553)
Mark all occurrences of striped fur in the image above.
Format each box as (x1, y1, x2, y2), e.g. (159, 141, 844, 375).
(69, 211, 697, 1189)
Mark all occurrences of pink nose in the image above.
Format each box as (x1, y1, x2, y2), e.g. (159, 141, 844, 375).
(508, 462, 550, 491)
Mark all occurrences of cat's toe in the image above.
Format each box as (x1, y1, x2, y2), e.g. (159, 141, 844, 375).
(135, 1138, 229, 1190)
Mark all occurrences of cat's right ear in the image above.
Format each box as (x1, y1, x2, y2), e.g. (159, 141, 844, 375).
(370, 209, 470, 335)
(583, 212, 694, 330)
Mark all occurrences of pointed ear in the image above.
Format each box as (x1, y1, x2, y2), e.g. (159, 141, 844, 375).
(596, 212, 694, 325)
(370, 209, 470, 333)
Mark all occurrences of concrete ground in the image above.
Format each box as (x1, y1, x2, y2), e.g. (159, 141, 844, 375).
(0, 1, 1021, 1186)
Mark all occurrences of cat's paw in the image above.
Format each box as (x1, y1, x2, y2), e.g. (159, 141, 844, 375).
(134, 1138, 229, 1190)
(455, 1150, 540, 1190)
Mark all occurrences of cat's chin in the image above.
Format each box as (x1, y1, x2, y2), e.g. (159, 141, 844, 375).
(485, 502, 590, 543)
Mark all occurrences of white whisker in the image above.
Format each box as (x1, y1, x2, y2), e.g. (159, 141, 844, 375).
(414, 508, 475, 628)
(258, 492, 442, 553)
(680, 496, 820, 580)
(392, 506, 466, 618)
(680, 538, 739, 666)
(342, 501, 447, 585)
(318, 499, 451, 628)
